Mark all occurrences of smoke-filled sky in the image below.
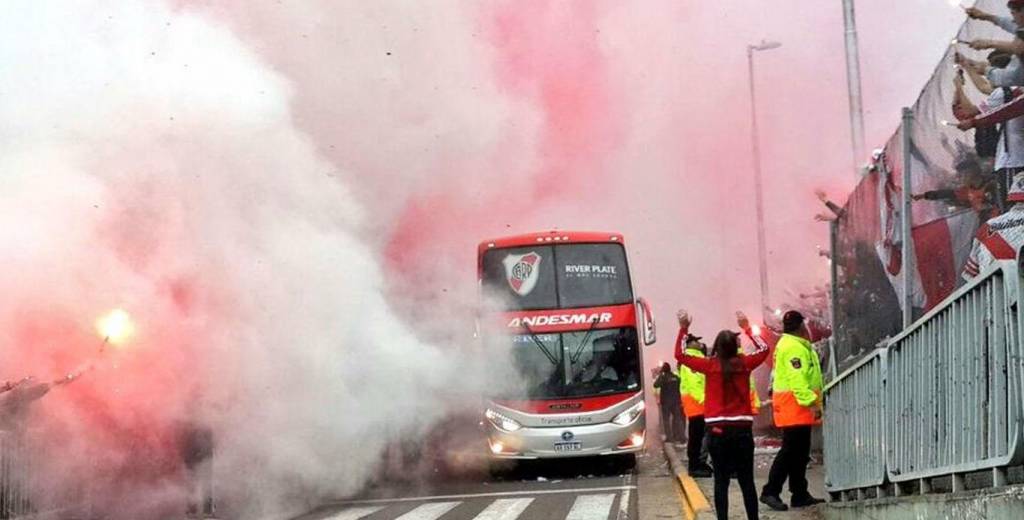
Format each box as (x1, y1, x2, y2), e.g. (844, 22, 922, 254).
(0, 0, 967, 517)
(189, 0, 966, 336)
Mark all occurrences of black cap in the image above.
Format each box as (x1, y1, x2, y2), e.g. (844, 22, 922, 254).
(685, 333, 703, 343)
(783, 310, 805, 333)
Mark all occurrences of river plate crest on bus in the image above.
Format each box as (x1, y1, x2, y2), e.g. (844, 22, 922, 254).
(503, 252, 542, 296)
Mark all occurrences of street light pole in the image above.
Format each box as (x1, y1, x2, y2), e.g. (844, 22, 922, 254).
(747, 40, 781, 321)
(842, 0, 867, 173)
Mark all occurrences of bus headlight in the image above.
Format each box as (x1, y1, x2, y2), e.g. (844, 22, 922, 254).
(485, 408, 523, 433)
(611, 400, 646, 426)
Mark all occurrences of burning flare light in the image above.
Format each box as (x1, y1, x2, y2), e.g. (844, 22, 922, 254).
(95, 308, 136, 346)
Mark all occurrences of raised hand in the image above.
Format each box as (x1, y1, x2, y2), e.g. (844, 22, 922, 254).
(963, 6, 991, 21)
(677, 309, 692, 328)
(969, 39, 995, 51)
(736, 311, 750, 330)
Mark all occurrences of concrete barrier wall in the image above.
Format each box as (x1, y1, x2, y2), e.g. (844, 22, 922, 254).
(825, 484, 1024, 520)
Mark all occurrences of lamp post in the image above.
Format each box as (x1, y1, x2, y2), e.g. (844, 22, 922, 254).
(747, 40, 781, 320)
(842, 0, 867, 174)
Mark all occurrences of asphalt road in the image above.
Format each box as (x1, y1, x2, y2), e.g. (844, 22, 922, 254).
(295, 455, 641, 520)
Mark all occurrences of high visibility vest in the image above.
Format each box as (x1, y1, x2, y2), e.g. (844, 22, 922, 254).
(750, 375, 761, 414)
(678, 347, 706, 417)
(771, 333, 823, 427)
(738, 351, 761, 415)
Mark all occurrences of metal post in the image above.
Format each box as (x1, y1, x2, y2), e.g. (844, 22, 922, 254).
(901, 108, 914, 328)
(842, 0, 868, 173)
(747, 41, 781, 320)
(829, 219, 840, 378)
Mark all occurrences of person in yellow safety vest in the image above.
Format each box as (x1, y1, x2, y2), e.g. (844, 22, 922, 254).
(759, 310, 825, 511)
(674, 310, 713, 477)
(747, 365, 761, 413)
(679, 338, 706, 418)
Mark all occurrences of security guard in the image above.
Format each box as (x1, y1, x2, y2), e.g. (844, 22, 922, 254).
(759, 310, 825, 511)
(675, 310, 713, 477)
(653, 363, 684, 444)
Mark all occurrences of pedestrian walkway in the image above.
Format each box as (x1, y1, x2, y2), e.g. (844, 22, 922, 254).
(317, 487, 633, 520)
(674, 443, 825, 520)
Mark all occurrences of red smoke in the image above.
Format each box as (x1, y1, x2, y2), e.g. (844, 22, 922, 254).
(385, 2, 624, 293)
(487, 1, 622, 195)
(376, 1, 966, 335)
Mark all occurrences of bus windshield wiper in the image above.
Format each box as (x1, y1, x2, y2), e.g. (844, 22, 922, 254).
(520, 322, 559, 366)
(570, 318, 601, 364)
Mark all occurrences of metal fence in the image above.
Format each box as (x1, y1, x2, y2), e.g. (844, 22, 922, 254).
(886, 265, 1023, 489)
(824, 259, 1024, 499)
(823, 349, 886, 494)
(0, 430, 32, 519)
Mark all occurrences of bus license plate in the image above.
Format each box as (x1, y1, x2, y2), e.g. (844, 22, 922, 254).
(553, 442, 582, 452)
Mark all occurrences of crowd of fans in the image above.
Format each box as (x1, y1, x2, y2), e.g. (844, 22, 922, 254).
(742, 4, 1024, 372)
(948, 3, 1024, 218)
(810, 2, 1024, 328)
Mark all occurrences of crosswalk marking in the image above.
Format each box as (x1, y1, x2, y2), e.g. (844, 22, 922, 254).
(331, 485, 636, 505)
(565, 494, 616, 520)
(325, 506, 385, 520)
(470, 498, 534, 520)
(328, 488, 632, 520)
(394, 501, 460, 520)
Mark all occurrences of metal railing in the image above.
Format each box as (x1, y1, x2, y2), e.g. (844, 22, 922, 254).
(0, 430, 32, 519)
(824, 259, 1024, 498)
(823, 348, 886, 493)
(886, 264, 1023, 488)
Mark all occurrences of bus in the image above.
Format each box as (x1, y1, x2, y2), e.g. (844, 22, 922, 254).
(477, 231, 656, 465)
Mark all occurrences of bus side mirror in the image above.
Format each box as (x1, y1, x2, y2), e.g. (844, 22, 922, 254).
(637, 298, 656, 346)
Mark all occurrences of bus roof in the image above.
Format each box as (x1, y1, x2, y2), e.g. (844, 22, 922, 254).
(477, 230, 625, 256)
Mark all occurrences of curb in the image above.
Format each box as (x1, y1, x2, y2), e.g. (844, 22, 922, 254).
(662, 442, 712, 520)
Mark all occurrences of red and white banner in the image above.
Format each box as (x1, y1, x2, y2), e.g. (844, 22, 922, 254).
(876, 175, 978, 313)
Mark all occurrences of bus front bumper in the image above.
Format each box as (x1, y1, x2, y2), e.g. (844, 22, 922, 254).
(485, 418, 646, 459)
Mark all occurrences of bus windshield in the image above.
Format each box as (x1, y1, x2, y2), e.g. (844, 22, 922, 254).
(481, 243, 633, 311)
(492, 327, 640, 400)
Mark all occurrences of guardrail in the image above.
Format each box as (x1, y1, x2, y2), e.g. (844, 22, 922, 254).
(0, 430, 32, 519)
(886, 264, 1023, 491)
(824, 259, 1024, 500)
(823, 349, 886, 496)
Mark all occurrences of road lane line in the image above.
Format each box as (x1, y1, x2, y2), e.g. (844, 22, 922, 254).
(394, 502, 460, 520)
(329, 485, 637, 506)
(470, 498, 533, 520)
(616, 474, 632, 520)
(566, 494, 615, 520)
(324, 506, 385, 520)
(616, 489, 631, 520)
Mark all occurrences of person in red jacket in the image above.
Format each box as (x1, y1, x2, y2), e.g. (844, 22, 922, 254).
(679, 315, 770, 520)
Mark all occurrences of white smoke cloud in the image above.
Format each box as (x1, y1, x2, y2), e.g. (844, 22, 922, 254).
(0, 1, 488, 518)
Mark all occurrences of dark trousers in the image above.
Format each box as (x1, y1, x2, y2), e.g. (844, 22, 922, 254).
(687, 416, 707, 469)
(661, 402, 685, 443)
(762, 425, 812, 499)
(708, 424, 759, 520)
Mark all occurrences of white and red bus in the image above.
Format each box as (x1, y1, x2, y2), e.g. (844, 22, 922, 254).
(477, 231, 656, 464)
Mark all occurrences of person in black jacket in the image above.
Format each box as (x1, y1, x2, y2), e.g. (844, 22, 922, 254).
(653, 362, 685, 445)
